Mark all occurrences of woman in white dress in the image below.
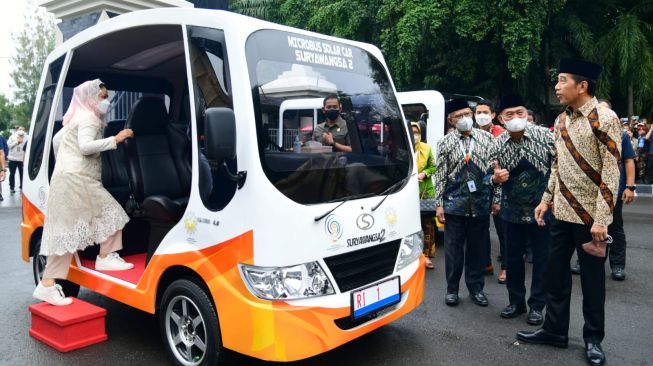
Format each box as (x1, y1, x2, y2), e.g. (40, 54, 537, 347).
(33, 79, 135, 306)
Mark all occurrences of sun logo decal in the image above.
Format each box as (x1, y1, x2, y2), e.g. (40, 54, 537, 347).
(184, 212, 198, 235)
(385, 207, 397, 226)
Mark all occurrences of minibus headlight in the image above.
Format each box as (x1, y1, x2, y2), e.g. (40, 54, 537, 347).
(396, 231, 424, 271)
(240, 262, 335, 300)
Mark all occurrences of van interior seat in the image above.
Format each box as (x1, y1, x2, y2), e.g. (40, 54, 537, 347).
(124, 97, 191, 222)
(101, 119, 131, 207)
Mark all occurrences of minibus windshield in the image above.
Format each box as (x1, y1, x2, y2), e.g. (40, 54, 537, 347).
(246, 30, 412, 205)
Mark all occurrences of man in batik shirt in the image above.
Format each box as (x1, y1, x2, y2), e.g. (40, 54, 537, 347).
(434, 98, 500, 308)
(492, 94, 554, 327)
(517, 59, 621, 366)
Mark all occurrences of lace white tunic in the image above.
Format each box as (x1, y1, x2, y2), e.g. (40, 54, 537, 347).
(40, 119, 129, 256)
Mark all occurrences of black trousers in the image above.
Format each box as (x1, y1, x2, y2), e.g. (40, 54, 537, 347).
(8, 160, 23, 190)
(608, 198, 625, 268)
(543, 219, 606, 343)
(505, 222, 550, 310)
(444, 214, 488, 294)
(485, 214, 507, 270)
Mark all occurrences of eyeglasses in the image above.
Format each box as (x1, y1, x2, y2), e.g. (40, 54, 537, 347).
(501, 109, 527, 119)
(452, 111, 472, 119)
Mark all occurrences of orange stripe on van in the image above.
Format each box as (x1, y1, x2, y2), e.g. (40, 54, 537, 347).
(219, 257, 426, 361)
(21, 195, 45, 262)
(67, 230, 254, 314)
(63, 227, 424, 361)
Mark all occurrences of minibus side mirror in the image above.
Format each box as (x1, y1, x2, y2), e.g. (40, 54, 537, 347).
(205, 107, 236, 161)
(204, 107, 247, 189)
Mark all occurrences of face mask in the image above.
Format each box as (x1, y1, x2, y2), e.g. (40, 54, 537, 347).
(325, 109, 340, 121)
(475, 114, 492, 127)
(96, 99, 111, 115)
(456, 116, 473, 132)
(413, 133, 421, 144)
(505, 117, 528, 132)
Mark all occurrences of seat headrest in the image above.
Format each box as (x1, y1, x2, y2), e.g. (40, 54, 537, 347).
(126, 97, 169, 135)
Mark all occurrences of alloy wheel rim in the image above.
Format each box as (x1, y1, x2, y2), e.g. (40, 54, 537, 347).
(165, 295, 208, 366)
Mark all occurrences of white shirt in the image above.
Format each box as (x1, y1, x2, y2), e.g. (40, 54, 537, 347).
(7, 133, 27, 162)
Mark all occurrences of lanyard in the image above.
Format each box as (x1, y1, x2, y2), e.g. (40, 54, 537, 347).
(458, 138, 474, 164)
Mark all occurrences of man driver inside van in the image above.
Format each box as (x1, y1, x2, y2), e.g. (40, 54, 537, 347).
(313, 94, 352, 153)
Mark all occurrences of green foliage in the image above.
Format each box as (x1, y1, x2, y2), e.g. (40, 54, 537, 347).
(229, 0, 285, 21)
(230, 0, 653, 120)
(0, 94, 12, 133)
(0, 93, 29, 134)
(9, 8, 56, 125)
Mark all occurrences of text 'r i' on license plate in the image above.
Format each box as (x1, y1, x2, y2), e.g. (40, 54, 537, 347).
(351, 276, 400, 320)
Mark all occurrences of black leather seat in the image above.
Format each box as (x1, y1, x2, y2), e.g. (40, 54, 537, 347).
(101, 119, 131, 207)
(124, 97, 191, 223)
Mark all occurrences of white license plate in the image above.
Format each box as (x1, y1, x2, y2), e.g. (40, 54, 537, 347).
(351, 276, 400, 320)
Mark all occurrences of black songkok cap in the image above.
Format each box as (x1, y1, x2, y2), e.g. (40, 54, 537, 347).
(558, 58, 603, 81)
(498, 94, 525, 113)
(445, 98, 470, 116)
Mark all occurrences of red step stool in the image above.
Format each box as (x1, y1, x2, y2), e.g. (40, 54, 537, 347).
(29, 298, 108, 352)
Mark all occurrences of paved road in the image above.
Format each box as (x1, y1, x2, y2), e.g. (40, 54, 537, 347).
(1, 178, 651, 365)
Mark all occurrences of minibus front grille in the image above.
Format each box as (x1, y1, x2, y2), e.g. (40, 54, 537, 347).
(323, 239, 401, 293)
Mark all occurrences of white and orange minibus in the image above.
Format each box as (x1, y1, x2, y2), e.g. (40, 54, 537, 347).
(21, 8, 425, 365)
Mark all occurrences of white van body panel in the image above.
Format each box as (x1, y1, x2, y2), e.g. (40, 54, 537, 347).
(29, 7, 420, 273)
(397, 90, 446, 147)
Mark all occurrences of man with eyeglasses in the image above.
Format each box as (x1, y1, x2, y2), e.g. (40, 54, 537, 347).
(312, 94, 352, 153)
(493, 94, 554, 327)
(517, 59, 621, 366)
(434, 98, 500, 307)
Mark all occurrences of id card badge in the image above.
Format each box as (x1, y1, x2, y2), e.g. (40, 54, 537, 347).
(467, 180, 477, 192)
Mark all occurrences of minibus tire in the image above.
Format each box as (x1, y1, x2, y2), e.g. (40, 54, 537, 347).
(159, 278, 223, 366)
(31, 239, 80, 298)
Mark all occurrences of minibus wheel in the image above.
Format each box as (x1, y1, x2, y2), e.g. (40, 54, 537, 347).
(31, 239, 80, 298)
(159, 279, 222, 366)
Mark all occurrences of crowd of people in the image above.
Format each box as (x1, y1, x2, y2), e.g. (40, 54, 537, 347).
(6, 54, 647, 365)
(415, 58, 638, 366)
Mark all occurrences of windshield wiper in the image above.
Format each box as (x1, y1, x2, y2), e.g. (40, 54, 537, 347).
(314, 192, 377, 222)
(371, 172, 417, 212)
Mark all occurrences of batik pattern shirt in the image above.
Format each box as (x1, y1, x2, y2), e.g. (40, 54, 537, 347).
(434, 128, 500, 217)
(495, 125, 554, 224)
(541, 97, 621, 226)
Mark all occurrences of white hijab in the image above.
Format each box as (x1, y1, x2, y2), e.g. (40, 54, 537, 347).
(63, 79, 107, 128)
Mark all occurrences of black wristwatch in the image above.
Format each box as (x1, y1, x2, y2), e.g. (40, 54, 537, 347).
(625, 185, 636, 192)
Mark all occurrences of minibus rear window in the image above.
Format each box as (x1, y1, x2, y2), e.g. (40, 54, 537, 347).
(28, 55, 65, 180)
(246, 30, 412, 205)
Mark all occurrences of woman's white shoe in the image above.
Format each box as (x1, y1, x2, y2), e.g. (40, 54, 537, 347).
(95, 252, 134, 271)
(33, 283, 73, 306)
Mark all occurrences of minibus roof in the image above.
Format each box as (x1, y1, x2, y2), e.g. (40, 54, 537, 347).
(44, 8, 388, 73)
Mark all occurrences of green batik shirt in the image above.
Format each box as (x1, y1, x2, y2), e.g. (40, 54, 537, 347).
(495, 125, 554, 224)
(434, 128, 501, 217)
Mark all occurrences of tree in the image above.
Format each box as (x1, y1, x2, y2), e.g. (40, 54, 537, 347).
(0, 94, 13, 133)
(230, 0, 653, 122)
(10, 6, 56, 127)
(230, 0, 284, 21)
(595, 3, 653, 120)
